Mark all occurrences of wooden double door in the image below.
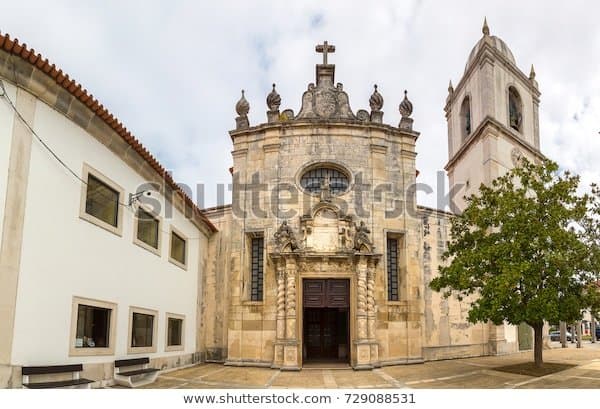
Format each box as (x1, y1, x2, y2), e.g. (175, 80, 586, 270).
(303, 279, 349, 362)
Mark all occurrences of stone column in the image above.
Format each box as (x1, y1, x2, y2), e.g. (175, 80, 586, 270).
(276, 267, 286, 340)
(366, 259, 379, 365)
(282, 257, 299, 370)
(356, 261, 368, 340)
(272, 263, 286, 368)
(366, 264, 376, 340)
(354, 256, 372, 369)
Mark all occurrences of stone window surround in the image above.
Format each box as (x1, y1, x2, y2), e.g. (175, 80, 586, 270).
(384, 230, 406, 306)
(69, 296, 118, 357)
(295, 160, 353, 198)
(168, 226, 188, 270)
(243, 230, 265, 305)
(165, 312, 185, 352)
(132, 204, 162, 257)
(79, 163, 125, 237)
(127, 306, 159, 354)
(507, 84, 523, 134)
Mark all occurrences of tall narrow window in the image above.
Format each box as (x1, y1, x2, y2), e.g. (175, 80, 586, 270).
(250, 237, 264, 301)
(136, 208, 159, 249)
(460, 96, 471, 140)
(508, 87, 523, 132)
(167, 318, 183, 347)
(170, 230, 187, 267)
(387, 238, 399, 301)
(85, 174, 119, 227)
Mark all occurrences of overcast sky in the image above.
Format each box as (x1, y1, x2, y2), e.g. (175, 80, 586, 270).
(2, 1, 599, 208)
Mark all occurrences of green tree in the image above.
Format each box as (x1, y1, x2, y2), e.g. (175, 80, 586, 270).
(430, 159, 594, 367)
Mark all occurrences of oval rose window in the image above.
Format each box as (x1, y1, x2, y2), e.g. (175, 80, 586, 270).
(300, 167, 350, 195)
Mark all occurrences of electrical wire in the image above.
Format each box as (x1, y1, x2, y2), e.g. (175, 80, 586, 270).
(0, 79, 210, 241)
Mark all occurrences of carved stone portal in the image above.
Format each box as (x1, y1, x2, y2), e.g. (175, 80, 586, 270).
(269, 201, 380, 369)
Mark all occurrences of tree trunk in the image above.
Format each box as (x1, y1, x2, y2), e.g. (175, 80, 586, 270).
(560, 321, 567, 348)
(533, 322, 544, 368)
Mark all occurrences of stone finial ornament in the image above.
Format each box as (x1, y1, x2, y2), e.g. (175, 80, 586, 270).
(236, 90, 249, 116)
(369, 84, 384, 123)
(266, 83, 281, 112)
(399, 90, 413, 118)
(369, 84, 384, 112)
(482, 17, 490, 36)
(448, 80, 454, 94)
(399, 90, 414, 131)
(529, 64, 538, 89)
(235, 90, 250, 130)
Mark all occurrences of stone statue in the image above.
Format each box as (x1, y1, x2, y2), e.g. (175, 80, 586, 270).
(354, 221, 372, 251)
(274, 220, 299, 251)
(320, 176, 332, 202)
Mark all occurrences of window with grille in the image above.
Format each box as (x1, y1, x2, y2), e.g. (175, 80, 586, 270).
(300, 167, 350, 195)
(387, 238, 399, 301)
(250, 237, 264, 301)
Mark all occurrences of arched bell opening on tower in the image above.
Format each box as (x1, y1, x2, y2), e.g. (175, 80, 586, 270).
(460, 96, 472, 140)
(508, 86, 523, 133)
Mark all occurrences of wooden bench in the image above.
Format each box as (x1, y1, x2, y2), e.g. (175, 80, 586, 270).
(113, 357, 159, 388)
(22, 364, 94, 389)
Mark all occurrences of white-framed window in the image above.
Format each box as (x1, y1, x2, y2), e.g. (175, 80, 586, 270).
(79, 163, 124, 236)
(127, 306, 158, 354)
(169, 227, 187, 270)
(165, 313, 185, 352)
(69, 296, 117, 356)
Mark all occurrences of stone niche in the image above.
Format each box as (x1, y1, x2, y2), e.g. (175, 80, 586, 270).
(302, 204, 355, 253)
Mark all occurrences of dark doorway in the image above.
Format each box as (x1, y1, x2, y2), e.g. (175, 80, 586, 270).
(303, 279, 349, 363)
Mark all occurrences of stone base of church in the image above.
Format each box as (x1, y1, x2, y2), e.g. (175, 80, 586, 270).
(352, 340, 380, 370)
(281, 341, 301, 371)
(423, 343, 489, 361)
(205, 347, 227, 362)
(224, 359, 273, 367)
(378, 357, 425, 367)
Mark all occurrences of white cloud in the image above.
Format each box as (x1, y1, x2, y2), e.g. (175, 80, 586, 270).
(3, 0, 599, 207)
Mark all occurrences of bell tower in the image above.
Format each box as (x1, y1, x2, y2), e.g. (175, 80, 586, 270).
(445, 18, 544, 212)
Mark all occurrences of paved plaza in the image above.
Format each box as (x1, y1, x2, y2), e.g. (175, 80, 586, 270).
(139, 344, 600, 389)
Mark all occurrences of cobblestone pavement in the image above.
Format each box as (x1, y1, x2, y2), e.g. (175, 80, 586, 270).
(140, 345, 600, 389)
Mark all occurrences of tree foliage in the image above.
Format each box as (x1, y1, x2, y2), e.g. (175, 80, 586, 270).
(430, 159, 598, 366)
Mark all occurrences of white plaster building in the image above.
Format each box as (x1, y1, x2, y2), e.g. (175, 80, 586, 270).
(0, 33, 216, 387)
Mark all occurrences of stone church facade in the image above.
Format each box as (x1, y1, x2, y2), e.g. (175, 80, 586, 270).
(203, 20, 544, 369)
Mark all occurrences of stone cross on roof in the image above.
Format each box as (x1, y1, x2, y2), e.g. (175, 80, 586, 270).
(315, 41, 335, 65)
